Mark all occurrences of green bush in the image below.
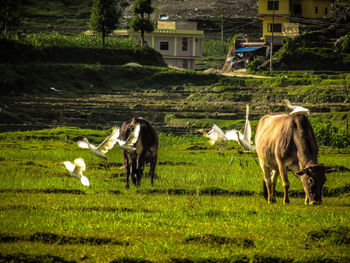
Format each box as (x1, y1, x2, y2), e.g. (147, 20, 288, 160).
(247, 58, 262, 72)
(202, 39, 229, 57)
(0, 37, 166, 66)
(22, 32, 140, 49)
(342, 33, 350, 53)
(312, 120, 349, 148)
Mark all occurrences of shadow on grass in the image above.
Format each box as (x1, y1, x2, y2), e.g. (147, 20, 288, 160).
(0, 188, 86, 195)
(0, 253, 75, 263)
(137, 187, 255, 196)
(137, 184, 350, 197)
(66, 206, 154, 213)
(0, 204, 38, 211)
(158, 161, 196, 166)
(307, 226, 350, 247)
(170, 255, 349, 263)
(170, 257, 249, 263)
(0, 232, 129, 246)
(277, 184, 350, 198)
(185, 234, 254, 248)
(0, 184, 348, 198)
(325, 165, 350, 173)
(0, 204, 154, 213)
(110, 258, 152, 263)
(170, 255, 293, 263)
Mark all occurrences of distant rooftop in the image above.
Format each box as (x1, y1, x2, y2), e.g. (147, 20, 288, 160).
(111, 21, 204, 37)
(157, 21, 198, 31)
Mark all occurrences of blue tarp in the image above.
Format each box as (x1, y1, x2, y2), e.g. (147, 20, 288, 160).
(234, 47, 262, 53)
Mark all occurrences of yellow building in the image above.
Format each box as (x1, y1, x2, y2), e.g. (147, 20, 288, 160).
(257, 0, 333, 44)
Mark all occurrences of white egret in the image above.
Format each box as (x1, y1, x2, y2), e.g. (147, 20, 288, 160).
(61, 158, 90, 186)
(77, 123, 141, 160)
(198, 124, 238, 145)
(234, 104, 255, 152)
(201, 105, 255, 152)
(283, 99, 310, 117)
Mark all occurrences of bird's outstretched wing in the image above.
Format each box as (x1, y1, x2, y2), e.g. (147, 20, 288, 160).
(236, 131, 256, 152)
(62, 158, 89, 186)
(244, 119, 252, 143)
(117, 123, 141, 152)
(80, 175, 90, 187)
(207, 124, 227, 145)
(77, 140, 89, 149)
(126, 122, 140, 146)
(98, 127, 120, 154)
(62, 161, 75, 174)
(73, 158, 86, 174)
(225, 129, 239, 141)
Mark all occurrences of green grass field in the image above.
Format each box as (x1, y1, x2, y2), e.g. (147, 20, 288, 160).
(0, 127, 349, 262)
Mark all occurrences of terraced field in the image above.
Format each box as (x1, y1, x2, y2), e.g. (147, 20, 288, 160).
(1, 69, 349, 135)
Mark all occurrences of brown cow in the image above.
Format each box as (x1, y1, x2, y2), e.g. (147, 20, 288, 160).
(255, 113, 326, 205)
(119, 117, 158, 188)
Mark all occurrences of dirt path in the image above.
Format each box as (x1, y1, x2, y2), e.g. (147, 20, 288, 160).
(220, 69, 271, 78)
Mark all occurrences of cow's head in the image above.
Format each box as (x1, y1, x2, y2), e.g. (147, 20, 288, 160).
(297, 165, 326, 205)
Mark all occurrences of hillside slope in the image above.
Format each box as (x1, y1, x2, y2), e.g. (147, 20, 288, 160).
(1, 62, 349, 134)
(21, 0, 260, 39)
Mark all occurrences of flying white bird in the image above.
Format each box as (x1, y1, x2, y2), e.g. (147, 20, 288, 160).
(77, 123, 141, 160)
(61, 158, 90, 186)
(200, 105, 255, 152)
(283, 99, 310, 117)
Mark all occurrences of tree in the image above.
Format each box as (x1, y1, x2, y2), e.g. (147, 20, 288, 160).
(129, 0, 154, 46)
(0, 0, 23, 38)
(89, 0, 120, 46)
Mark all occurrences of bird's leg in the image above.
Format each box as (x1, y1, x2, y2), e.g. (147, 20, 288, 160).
(104, 160, 109, 171)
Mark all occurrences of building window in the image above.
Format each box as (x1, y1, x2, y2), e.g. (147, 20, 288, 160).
(315, 6, 318, 14)
(267, 23, 282, 33)
(160, 42, 169, 50)
(182, 38, 188, 51)
(325, 8, 328, 15)
(268, 1, 279, 10)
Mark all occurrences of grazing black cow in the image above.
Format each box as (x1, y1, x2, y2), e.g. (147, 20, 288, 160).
(255, 113, 326, 205)
(119, 117, 158, 188)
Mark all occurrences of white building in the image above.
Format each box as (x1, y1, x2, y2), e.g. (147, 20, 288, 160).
(115, 21, 205, 70)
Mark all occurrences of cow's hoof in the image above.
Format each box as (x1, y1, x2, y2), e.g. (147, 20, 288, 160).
(268, 199, 276, 204)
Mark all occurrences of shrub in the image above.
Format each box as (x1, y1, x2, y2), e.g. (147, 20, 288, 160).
(202, 39, 229, 57)
(247, 58, 262, 72)
(342, 33, 350, 53)
(312, 120, 349, 148)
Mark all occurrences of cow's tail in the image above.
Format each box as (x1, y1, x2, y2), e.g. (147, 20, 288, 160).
(263, 180, 268, 201)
